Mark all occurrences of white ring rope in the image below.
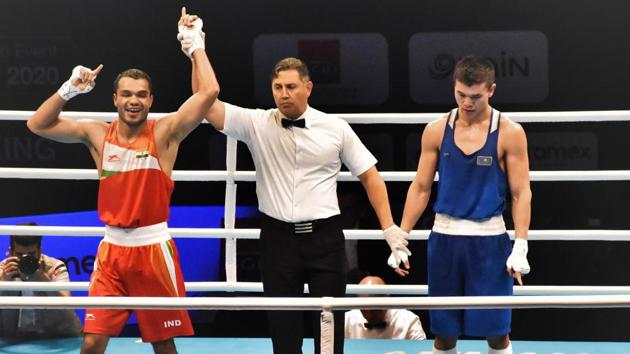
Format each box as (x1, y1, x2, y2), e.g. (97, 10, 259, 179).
(0, 294, 630, 310)
(3, 225, 630, 241)
(2, 109, 627, 329)
(3, 110, 630, 123)
(2, 168, 630, 182)
(5, 282, 630, 296)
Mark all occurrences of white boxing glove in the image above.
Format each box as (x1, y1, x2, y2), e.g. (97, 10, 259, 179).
(57, 65, 97, 101)
(506, 238, 530, 275)
(177, 18, 204, 59)
(383, 225, 411, 267)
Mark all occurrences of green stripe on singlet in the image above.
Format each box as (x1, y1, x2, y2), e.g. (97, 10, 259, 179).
(101, 169, 121, 178)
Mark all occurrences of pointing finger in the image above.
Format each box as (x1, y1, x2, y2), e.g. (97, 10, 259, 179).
(514, 272, 523, 286)
(402, 258, 410, 270)
(92, 64, 104, 76)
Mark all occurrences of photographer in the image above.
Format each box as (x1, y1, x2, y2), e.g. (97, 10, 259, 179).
(0, 222, 82, 338)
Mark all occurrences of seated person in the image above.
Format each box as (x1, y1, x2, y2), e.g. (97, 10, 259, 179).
(0, 222, 83, 338)
(345, 275, 426, 340)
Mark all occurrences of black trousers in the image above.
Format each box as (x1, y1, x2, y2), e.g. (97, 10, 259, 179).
(259, 214, 347, 354)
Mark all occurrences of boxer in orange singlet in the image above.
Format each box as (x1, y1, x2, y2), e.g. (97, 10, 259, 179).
(26, 8, 219, 354)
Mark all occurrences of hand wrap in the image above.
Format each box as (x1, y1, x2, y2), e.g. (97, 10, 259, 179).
(177, 18, 204, 59)
(383, 225, 411, 268)
(506, 238, 530, 274)
(57, 65, 96, 101)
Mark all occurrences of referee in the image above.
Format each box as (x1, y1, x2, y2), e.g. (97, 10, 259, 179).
(187, 55, 410, 354)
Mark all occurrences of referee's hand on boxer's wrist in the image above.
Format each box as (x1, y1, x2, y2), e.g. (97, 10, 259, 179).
(383, 225, 411, 271)
(177, 7, 205, 59)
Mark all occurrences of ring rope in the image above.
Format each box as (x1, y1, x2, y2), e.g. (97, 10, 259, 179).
(2, 168, 630, 182)
(3, 225, 630, 241)
(1, 294, 630, 310)
(3, 110, 630, 123)
(4, 282, 630, 296)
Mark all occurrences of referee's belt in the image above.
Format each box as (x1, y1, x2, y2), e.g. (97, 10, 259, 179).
(262, 214, 339, 234)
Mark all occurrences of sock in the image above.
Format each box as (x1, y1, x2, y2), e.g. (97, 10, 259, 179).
(433, 345, 458, 354)
(488, 342, 512, 354)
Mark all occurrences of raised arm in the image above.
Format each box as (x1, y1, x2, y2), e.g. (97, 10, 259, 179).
(27, 65, 105, 145)
(185, 8, 225, 131)
(158, 7, 220, 143)
(193, 59, 226, 131)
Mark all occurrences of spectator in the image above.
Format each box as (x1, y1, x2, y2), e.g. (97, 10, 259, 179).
(345, 275, 425, 340)
(0, 222, 82, 338)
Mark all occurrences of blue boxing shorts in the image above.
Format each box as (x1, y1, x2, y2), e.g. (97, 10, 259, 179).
(427, 231, 513, 337)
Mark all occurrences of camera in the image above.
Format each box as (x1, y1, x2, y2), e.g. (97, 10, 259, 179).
(18, 254, 40, 276)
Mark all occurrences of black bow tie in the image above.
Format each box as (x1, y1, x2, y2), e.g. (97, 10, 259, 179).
(281, 118, 306, 129)
(363, 321, 387, 330)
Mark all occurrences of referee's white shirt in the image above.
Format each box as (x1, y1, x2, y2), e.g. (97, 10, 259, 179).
(221, 103, 377, 223)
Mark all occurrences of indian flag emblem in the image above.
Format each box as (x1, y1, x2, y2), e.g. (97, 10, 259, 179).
(136, 151, 150, 159)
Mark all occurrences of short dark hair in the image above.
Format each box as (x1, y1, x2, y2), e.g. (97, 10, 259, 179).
(113, 68, 153, 93)
(270, 57, 310, 81)
(453, 55, 495, 88)
(10, 222, 41, 249)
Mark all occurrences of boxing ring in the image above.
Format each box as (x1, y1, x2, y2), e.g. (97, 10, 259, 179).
(1, 110, 630, 354)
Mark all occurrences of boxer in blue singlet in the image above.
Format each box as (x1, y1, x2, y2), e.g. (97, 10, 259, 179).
(396, 55, 532, 354)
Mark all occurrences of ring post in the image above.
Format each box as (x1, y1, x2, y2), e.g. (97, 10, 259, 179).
(320, 297, 334, 354)
(224, 137, 238, 283)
